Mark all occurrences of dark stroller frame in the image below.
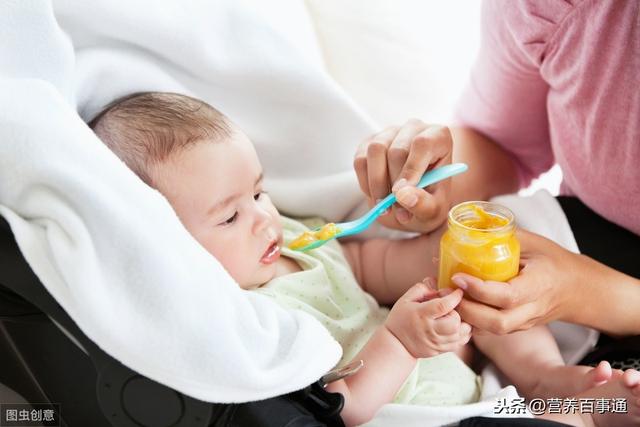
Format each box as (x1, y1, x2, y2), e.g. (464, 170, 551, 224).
(0, 215, 213, 426)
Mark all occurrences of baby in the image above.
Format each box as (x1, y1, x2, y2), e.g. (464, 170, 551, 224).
(90, 92, 640, 427)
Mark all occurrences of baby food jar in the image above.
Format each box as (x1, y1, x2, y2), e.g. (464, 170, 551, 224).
(437, 201, 520, 289)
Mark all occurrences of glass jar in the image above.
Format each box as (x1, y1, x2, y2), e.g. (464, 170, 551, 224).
(437, 201, 520, 289)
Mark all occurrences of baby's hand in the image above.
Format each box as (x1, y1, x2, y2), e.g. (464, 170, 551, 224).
(385, 280, 471, 358)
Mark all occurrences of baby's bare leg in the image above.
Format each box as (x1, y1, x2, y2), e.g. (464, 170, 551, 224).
(474, 326, 612, 399)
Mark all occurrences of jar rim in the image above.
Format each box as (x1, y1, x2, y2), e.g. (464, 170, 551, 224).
(448, 201, 515, 233)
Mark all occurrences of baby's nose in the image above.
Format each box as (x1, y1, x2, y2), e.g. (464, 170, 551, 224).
(252, 209, 272, 234)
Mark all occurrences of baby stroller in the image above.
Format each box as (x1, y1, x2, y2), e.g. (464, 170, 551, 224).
(2, 214, 607, 427)
(0, 215, 346, 427)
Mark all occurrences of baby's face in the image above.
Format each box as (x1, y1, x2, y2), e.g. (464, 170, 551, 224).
(152, 131, 283, 289)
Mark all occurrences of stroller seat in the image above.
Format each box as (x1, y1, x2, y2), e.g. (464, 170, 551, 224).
(0, 216, 348, 427)
(0, 215, 598, 427)
(0, 216, 214, 426)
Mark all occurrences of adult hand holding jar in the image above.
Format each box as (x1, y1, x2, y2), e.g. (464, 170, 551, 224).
(353, 118, 640, 338)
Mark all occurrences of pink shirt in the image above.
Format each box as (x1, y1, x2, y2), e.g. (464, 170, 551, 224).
(455, 0, 640, 236)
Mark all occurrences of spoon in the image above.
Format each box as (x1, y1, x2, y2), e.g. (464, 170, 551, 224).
(289, 163, 468, 251)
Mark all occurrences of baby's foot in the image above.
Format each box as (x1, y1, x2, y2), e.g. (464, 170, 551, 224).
(531, 361, 613, 399)
(539, 369, 640, 427)
(578, 369, 640, 427)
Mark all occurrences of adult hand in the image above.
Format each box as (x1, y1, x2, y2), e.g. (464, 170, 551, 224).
(454, 229, 582, 334)
(385, 279, 472, 358)
(354, 119, 453, 233)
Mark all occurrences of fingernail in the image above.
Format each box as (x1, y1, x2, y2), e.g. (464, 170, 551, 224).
(392, 178, 408, 192)
(397, 188, 417, 207)
(451, 276, 468, 290)
(422, 277, 436, 289)
(395, 207, 411, 223)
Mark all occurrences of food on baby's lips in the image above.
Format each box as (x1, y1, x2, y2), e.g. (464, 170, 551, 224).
(288, 223, 341, 250)
(438, 201, 520, 289)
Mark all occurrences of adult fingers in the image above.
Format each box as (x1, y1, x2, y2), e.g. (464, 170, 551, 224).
(396, 125, 453, 187)
(451, 273, 523, 309)
(354, 126, 400, 198)
(366, 140, 391, 201)
(457, 298, 540, 335)
(421, 288, 464, 318)
(393, 184, 440, 225)
(387, 118, 429, 182)
(516, 228, 554, 257)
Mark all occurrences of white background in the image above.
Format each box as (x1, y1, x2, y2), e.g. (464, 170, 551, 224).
(305, 0, 561, 195)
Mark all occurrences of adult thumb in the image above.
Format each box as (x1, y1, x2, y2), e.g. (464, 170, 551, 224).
(394, 185, 440, 224)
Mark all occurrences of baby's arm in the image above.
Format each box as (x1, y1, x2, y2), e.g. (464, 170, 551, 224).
(325, 324, 416, 426)
(326, 283, 470, 426)
(342, 224, 446, 305)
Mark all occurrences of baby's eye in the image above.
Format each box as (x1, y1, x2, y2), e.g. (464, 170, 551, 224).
(254, 191, 263, 201)
(220, 212, 238, 226)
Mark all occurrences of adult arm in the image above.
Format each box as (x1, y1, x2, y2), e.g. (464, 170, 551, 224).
(353, 0, 553, 232)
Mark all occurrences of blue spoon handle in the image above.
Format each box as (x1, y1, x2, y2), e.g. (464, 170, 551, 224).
(367, 163, 468, 223)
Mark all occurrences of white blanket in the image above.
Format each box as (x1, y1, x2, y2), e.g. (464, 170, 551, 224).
(0, 0, 596, 423)
(0, 0, 354, 403)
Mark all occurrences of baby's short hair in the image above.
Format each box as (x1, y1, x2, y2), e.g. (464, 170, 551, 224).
(90, 92, 232, 185)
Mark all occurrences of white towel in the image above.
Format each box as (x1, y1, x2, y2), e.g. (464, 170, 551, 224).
(0, 0, 382, 403)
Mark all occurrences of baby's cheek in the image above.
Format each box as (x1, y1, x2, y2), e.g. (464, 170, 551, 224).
(215, 248, 244, 274)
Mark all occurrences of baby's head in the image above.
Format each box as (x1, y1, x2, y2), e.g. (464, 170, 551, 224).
(91, 92, 283, 289)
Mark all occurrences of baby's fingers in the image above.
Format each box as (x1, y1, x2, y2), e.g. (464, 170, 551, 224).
(430, 338, 467, 354)
(421, 289, 464, 318)
(401, 281, 439, 303)
(433, 310, 462, 336)
(458, 322, 472, 345)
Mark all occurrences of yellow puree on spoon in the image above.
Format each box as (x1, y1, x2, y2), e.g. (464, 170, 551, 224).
(288, 223, 342, 250)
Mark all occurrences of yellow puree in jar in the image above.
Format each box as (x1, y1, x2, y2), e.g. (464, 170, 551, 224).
(288, 223, 341, 250)
(438, 203, 520, 289)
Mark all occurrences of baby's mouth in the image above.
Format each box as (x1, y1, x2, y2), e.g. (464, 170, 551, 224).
(260, 240, 280, 265)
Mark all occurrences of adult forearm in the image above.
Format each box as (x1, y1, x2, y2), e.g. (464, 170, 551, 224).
(566, 255, 640, 336)
(450, 127, 520, 203)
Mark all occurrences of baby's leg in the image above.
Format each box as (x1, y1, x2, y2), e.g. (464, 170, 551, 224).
(539, 369, 640, 427)
(474, 326, 612, 399)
